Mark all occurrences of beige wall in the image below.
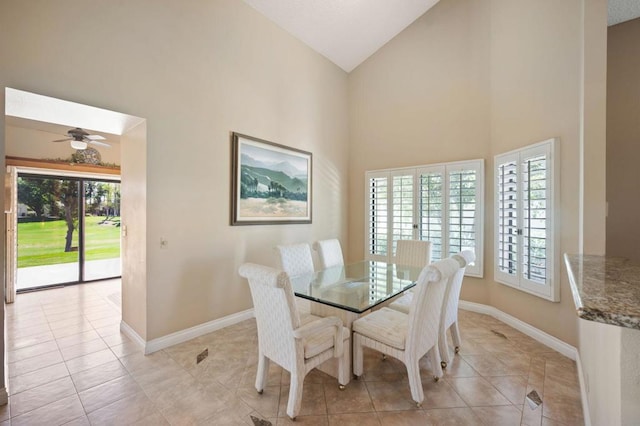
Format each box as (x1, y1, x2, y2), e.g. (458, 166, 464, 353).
(349, 0, 603, 346)
(120, 122, 148, 339)
(606, 18, 640, 260)
(348, 0, 492, 304)
(0, 0, 349, 341)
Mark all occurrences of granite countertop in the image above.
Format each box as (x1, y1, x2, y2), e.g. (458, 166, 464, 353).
(564, 254, 640, 330)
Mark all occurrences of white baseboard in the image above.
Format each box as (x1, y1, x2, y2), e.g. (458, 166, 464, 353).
(125, 309, 255, 355)
(575, 351, 592, 426)
(458, 300, 577, 360)
(120, 320, 146, 352)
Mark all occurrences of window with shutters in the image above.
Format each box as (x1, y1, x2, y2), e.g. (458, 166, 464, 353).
(365, 159, 484, 278)
(494, 138, 559, 301)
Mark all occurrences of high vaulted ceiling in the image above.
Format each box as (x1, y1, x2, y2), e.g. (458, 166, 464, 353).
(243, 0, 640, 73)
(242, 0, 440, 72)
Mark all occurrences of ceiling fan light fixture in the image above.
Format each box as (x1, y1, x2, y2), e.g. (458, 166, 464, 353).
(70, 140, 88, 150)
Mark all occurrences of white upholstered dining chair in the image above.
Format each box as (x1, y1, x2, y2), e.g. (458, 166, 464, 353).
(389, 250, 475, 368)
(352, 257, 461, 407)
(239, 263, 350, 420)
(313, 239, 344, 269)
(276, 243, 315, 276)
(395, 239, 432, 268)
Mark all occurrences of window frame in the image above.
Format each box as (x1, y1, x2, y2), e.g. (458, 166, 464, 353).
(494, 138, 560, 302)
(365, 159, 484, 278)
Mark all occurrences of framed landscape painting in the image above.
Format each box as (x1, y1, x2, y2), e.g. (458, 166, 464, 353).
(231, 132, 312, 225)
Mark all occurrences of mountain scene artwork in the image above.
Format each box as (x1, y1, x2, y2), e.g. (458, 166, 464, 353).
(234, 134, 311, 223)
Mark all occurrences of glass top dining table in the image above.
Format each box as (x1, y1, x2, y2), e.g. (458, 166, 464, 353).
(289, 260, 424, 314)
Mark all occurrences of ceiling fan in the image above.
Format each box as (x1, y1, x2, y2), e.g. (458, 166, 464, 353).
(52, 127, 110, 150)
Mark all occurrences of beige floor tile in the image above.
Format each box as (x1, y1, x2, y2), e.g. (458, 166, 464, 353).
(278, 382, 327, 417)
(276, 415, 329, 425)
(377, 410, 429, 425)
(487, 375, 529, 405)
(140, 368, 204, 407)
(61, 415, 91, 425)
(202, 393, 254, 425)
(51, 322, 95, 339)
(7, 323, 51, 339)
(71, 359, 128, 392)
(324, 379, 374, 414)
(131, 412, 170, 425)
(7, 330, 55, 351)
(459, 353, 510, 376)
(446, 377, 512, 407)
(8, 340, 59, 364)
(420, 378, 467, 409)
(521, 403, 543, 426)
(422, 407, 484, 425)
(158, 385, 229, 424)
(365, 381, 420, 412)
(541, 392, 584, 425)
(79, 374, 142, 413)
(328, 412, 381, 426)
(45, 310, 84, 324)
(440, 355, 480, 378)
(89, 315, 121, 329)
(87, 391, 159, 426)
(9, 349, 64, 378)
(60, 338, 109, 361)
(109, 339, 140, 358)
(65, 348, 118, 374)
(94, 323, 122, 338)
(238, 385, 282, 418)
(47, 316, 91, 331)
(56, 330, 102, 349)
(11, 394, 86, 426)
(101, 331, 131, 347)
(10, 376, 77, 417)
(9, 362, 69, 395)
(472, 405, 523, 425)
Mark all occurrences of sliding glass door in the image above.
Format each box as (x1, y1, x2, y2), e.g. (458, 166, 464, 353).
(17, 173, 121, 291)
(84, 181, 121, 281)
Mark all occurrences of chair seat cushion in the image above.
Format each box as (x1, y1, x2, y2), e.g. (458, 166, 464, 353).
(388, 292, 412, 314)
(301, 314, 350, 359)
(352, 307, 408, 350)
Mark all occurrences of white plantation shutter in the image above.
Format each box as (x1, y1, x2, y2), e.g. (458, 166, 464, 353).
(391, 172, 417, 256)
(446, 164, 482, 276)
(522, 153, 548, 284)
(418, 168, 444, 261)
(496, 154, 519, 286)
(366, 171, 390, 261)
(366, 160, 484, 278)
(494, 139, 559, 301)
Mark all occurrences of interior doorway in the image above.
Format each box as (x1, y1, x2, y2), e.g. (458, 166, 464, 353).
(16, 172, 121, 291)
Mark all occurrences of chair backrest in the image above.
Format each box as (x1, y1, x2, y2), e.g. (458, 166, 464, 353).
(239, 263, 300, 369)
(405, 256, 462, 358)
(313, 239, 344, 269)
(395, 239, 432, 268)
(276, 243, 314, 276)
(442, 250, 475, 329)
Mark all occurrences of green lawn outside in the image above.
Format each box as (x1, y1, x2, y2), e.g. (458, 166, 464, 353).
(18, 216, 121, 268)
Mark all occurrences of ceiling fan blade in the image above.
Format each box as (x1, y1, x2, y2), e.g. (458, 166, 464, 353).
(85, 135, 106, 141)
(89, 140, 111, 148)
(52, 138, 72, 142)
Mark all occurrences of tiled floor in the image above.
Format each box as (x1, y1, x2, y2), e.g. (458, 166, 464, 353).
(2, 280, 584, 425)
